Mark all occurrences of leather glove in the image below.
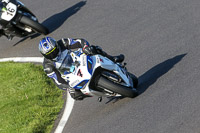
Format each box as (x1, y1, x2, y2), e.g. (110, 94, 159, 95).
(83, 45, 97, 55)
(95, 46, 103, 54)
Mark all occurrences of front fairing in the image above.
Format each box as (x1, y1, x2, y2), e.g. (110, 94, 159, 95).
(60, 53, 93, 90)
(93, 54, 133, 87)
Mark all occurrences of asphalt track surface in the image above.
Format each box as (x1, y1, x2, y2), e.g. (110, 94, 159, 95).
(1, 0, 200, 133)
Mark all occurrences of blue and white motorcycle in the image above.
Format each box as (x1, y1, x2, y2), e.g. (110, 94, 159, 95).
(0, 0, 49, 40)
(58, 50, 138, 101)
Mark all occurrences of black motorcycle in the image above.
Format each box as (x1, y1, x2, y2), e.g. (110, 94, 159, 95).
(0, 0, 49, 40)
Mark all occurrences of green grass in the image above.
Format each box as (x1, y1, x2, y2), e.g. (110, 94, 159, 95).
(0, 62, 64, 133)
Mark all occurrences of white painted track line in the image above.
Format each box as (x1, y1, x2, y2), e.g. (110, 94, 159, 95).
(55, 91, 75, 133)
(0, 57, 74, 133)
(0, 57, 44, 63)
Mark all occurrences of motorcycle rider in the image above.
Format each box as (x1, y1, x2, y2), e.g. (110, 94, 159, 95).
(0, 0, 33, 40)
(0, 0, 9, 37)
(0, 0, 19, 40)
(39, 37, 124, 100)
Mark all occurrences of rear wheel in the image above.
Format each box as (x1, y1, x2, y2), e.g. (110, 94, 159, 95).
(20, 15, 49, 35)
(97, 76, 138, 98)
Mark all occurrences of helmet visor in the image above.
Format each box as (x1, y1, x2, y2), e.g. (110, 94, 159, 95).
(43, 46, 59, 60)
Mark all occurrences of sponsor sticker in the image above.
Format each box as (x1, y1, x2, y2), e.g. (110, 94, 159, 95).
(82, 56, 86, 66)
(71, 80, 80, 87)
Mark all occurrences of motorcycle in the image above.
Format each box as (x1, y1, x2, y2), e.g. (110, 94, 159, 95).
(0, 0, 49, 40)
(57, 49, 139, 102)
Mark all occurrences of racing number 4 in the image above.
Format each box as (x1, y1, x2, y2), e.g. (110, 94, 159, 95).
(77, 69, 83, 77)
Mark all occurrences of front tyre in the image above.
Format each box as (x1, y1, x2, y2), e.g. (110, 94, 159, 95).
(128, 72, 138, 88)
(19, 16, 49, 35)
(97, 76, 138, 98)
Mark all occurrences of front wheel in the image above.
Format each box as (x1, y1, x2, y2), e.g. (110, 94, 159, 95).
(97, 76, 138, 98)
(128, 72, 138, 88)
(19, 15, 49, 35)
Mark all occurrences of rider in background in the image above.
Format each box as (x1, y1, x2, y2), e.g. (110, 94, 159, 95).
(0, 0, 26, 40)
(0, 0, 18, 39)
(0, 0, 9, 37)
(39, 37, 124, 100)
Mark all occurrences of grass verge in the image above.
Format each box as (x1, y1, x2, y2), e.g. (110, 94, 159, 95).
(0, 62, 64, 133)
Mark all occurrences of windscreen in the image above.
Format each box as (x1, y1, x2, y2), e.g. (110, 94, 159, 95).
(59, 53, 75, 74)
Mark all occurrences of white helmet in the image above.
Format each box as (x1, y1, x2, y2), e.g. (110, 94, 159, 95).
(39, 37, 59, 60)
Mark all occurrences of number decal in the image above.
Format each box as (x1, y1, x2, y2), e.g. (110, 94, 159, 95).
(7, 7, 15, 14)
(1, 2, 17, 21)
(77, 69, 83, 77)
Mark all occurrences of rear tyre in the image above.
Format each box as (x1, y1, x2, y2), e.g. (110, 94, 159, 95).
(97, 76, 138, 98)
(20, 15, 49, 35)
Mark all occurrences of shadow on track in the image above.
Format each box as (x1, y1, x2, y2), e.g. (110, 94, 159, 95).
(13, 1, 87, 46)
(42, 1, 87, 33)
(13, 33, 40, 46)
(137, 54, 187, 94)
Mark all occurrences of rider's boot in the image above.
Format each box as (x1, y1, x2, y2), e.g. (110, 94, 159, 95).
(95, 46, 125, 63)
(106, 53, 125, 63)
(102, 51, 124, 63)
(73, 89, 91, 101)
